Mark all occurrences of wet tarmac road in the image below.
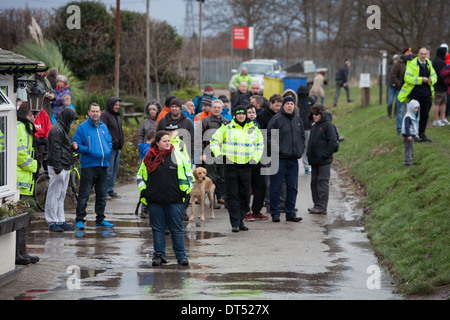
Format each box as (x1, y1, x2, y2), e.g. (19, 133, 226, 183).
(0, 166, 402, 300)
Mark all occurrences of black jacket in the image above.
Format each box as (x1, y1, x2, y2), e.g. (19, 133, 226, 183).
(433, 47, 448, 92)
(47, 107, 78, 173)
(307, 115, 339, 166)
(101, 97, 124, 150)
(144, 152, 184, 204)
(256, 108, 277, 130)
(296, 85, 315, 131)
(335, 65, 349, 83)
(267, 108, 305, 159)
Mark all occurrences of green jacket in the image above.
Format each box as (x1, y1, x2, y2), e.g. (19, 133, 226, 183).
(233, 72, 252, 89)
(398, 57, 437, 102)
(210, 120, 264, 165)
(17, 121, 37, 195)
(137, 136, 194, 205)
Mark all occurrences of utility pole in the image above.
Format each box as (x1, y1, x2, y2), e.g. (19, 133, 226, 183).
(115, 0, 120, 98)
(146, 0, 151, 100)
(197, 0, 204, 90)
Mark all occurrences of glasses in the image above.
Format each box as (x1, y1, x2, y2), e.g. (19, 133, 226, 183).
(312, 112, 321, 116)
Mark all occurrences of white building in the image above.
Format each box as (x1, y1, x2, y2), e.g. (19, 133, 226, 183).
(0, 49, 44, 286)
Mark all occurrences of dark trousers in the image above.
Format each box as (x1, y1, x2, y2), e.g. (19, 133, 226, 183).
(249, 165, 266, 214)
(310, 164, 331, 211)
(76, 166, 108, 224)
(204, 163, 226, 200)
(270, 159, 299, 218)
(225, 165, 251, 228)
(414, 95, 432, 137)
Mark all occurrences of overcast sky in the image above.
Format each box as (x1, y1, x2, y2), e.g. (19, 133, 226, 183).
(3, 0, 194, 35)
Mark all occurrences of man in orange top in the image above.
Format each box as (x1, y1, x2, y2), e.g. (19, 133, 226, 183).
(193, 96, 212, 127)
(156, 96, 175, 125)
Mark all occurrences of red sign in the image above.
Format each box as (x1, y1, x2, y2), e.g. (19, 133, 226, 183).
(233, 27, 254, 50)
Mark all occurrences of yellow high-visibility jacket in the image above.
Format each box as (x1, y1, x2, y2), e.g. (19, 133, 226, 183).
(398, 57, 437, 102)
(210, 120, 264, 165)
(17, 121, 37, 195)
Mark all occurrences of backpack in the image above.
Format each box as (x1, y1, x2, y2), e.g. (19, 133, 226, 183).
(328, 122, 340, 153)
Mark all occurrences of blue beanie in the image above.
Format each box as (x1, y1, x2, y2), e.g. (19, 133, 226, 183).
(282, 96, 295, 106)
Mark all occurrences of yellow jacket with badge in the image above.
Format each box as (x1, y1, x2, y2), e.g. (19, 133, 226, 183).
(210, 119, 264, 165)
(398, 56, 437, 102)
(17, 120, 38, 195)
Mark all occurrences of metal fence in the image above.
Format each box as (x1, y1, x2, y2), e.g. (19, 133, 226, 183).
(200, 58, 380, 87)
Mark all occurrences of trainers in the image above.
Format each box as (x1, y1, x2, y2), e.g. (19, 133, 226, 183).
(49, 223, 64, 232)
(244, 212, 255, 221)
(272, 216, 280, 222)
(441, 118, 449, 125)
(433, 120, 444, 126)
(59, 222, 75, 231)
(76, 221, 85, 230)
(252, 212, 269, 220)
(96, 220, 114, 227)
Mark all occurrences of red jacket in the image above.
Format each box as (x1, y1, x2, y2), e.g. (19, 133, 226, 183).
(34, 109, 52, 138)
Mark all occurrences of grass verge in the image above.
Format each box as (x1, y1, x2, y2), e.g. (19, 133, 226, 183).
(327, 86, 450, 295)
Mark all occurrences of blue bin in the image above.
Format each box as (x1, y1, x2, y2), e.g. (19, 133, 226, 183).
(283, 77, 307, 92)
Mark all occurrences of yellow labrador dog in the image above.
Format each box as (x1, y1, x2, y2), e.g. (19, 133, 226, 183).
(190, 167, 216, 221)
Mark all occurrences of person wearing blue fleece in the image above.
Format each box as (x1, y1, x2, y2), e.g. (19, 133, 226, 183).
(72, 103, 113, 230)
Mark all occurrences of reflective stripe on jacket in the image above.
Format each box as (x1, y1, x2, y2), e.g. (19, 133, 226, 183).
(210, 120, 264, 165)
(398, 57, 437, 102)
(137, 137, 194, 206)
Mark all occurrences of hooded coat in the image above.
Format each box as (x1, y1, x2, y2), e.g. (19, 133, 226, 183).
(47, 107, 78, 173)
(432, 47, 448, 93)
(401, 100, 420, 137)
(101, 97, 124, 150)
(17, 109, 38, 195)
(138, 100, 161, 144)
(307, 112, 339, 166)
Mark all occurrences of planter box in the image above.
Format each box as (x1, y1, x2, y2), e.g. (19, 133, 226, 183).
(0, 212, 32, 237)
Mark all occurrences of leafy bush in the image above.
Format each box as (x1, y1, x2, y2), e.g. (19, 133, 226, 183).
(172, 87, 202, 102)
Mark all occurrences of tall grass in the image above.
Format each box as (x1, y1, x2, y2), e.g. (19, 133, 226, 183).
(327, 86, 450, 295)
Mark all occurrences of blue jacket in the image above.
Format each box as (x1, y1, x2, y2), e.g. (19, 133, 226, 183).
(73, 117, 112, 168)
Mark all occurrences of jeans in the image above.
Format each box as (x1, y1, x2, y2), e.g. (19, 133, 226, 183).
(76, 166, 108, 224)
(396, 98, 406, 134)
(106, 149, 120, 195)
(270, 159, 299, 218)
(225, 165, 251, 228)
(148, 203, 186, 261)
(310, 164, 331, 211)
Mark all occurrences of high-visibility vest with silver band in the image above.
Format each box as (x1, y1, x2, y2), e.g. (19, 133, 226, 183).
(210, 120, 264, 165)
(17, 121, 37, 195)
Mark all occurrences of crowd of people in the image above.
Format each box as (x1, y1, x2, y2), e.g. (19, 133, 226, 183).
(15, 61, 341, 267)
(387, 45, 450, 166)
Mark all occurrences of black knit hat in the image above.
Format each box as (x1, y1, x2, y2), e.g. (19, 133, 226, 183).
(233, 105, 247, 117)
(282, 96, 295, 106)
(170, 97, 182, 108)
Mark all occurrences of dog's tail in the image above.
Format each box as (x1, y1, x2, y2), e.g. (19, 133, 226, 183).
(135, 200, 141, 215)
